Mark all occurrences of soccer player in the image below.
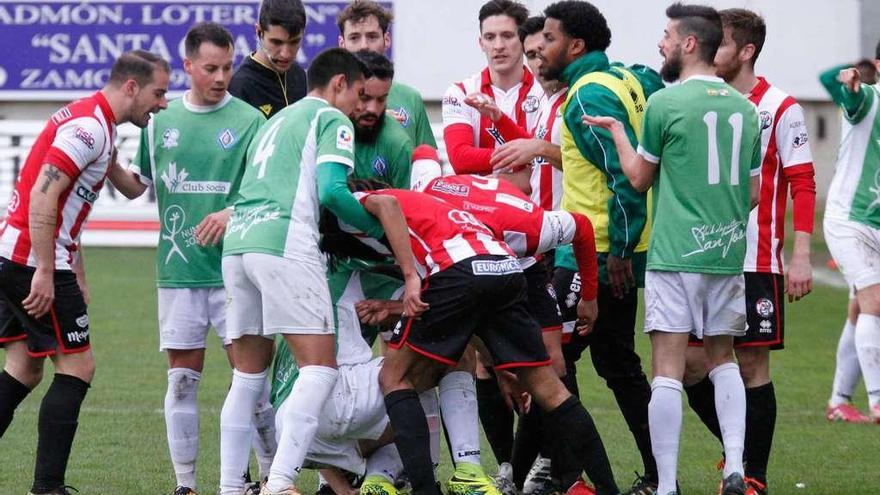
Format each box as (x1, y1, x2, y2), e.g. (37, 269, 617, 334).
(584, 4, 762, 494)
(538, 2, 662, 492)
(0, 50, 169, 495)
(217, 48, 424, 495)
(819, 41, 880, 425)
(679, 9, 817, 495)
(337, 0, 437, 148)
(106, 23, 266, 495)
(229, 0, 308, 118)
(339, 185, 619, 495)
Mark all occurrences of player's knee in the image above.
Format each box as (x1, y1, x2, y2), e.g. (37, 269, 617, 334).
(857, 284, 880, 315)
(166, 348, 206, 372)
(6, 361, 44, 389)
(56, 353, 95, 383)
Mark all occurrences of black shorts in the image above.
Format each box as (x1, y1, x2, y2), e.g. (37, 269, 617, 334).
(387, 255, 550, 370)
(688, 272, 784, 350)
(523, 261, 563, 333)
(0, 258, 90, 357)
(552, 267, 581, 345)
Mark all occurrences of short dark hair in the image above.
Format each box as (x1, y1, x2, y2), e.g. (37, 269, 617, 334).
(184, 22, 234, 58)
(666, 3, 723, 65)
(518, 16, 545, 43)
(353, 50, 394, 81)
(307, 48, 366, 91)
(479, 0, 529, 30)
(337, 0, 393, 35)
(855, 59, 878, 84)
(258, 0, 306, 37)
(109, 50, 170, 87)
(544, 1, 611, 53)
(718, 8, 766, 66)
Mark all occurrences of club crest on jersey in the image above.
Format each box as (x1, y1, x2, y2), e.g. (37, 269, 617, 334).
(372, 156, 388, 177)
(522, 95, 540, 114)
(162, 128, 180, 149)
(336, 125, 354, 152)
(431, 180, 469, 196)
(217, 128, 237, 150)
(759, 110, 773, 130)
(755, 298, 774, 318)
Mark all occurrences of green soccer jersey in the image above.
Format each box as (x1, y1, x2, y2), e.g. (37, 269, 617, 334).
(387, 82, 437, 148)
(637, 76, 761, 274)
(270, 265, 400, 407)
(224, 97, 356, 262)
(132, 93, 263, 287)
(353, 114, 414, 189)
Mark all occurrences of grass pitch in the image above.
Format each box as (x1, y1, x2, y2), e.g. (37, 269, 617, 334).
(0, 247, 877, 494)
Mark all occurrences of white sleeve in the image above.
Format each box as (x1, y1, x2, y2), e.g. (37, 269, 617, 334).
(410, 158, 443, 192)
(441, 83, 475, 129)
(537, 210, 577, 254)
(775, 103, 813, 168)
(50, 117, 106, 176)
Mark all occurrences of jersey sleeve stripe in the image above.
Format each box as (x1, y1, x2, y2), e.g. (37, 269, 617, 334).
(316, 154, 354, 168)
(636, 144, 660, 164)
(44, 147, 82, 178)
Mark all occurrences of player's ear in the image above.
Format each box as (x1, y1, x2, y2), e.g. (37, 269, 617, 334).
(383, 31, 391, 51)
(183, 57, 193, 76)
(740, 43, 756, 64)
(338, 35, 346, 48)
(569, 38, 586, 58)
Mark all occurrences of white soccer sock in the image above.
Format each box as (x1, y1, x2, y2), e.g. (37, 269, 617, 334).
(419, 388, 441, 467)
(855, 314, 880, 409)
(219, 368, 266, 495)
(253, 375, 277, 479)
(266, 365, 339, 492)
(831, 319, 862, 406)
(165, 368, 201, 489)
(439, 371, 481, 467)
(649, 376, 682, 495)
(366, 443, 404, 483)
(709, 362, 746, 478)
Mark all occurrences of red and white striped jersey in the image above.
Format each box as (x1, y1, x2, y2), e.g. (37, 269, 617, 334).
(529, 88, 565, 211)
(354, 189, 513, 276)
(442, 67, 544, 152)
(744, 77, 815, 274)
(0, 92, 117, 270)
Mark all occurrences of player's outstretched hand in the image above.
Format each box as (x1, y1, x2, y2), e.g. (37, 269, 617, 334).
(464, 93, 503, 122)
(838, 68, 861, 93)
(195, 208, 232, 246)
(607, 254, 635, 299)
(402, 273, 429, 319)
(497, 369, 531, 414)
(785, 254, 813, 302)
(576, 298, 599, 335)
(491, 139, 540, 172)
(23, 269, 54, 318)
(582, 114, 622, 131)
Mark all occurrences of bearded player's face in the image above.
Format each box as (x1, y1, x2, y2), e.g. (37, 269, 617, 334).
(538, 18, 569, 82)
(351, 76, 391, 141)
(714, 27, 743, 83)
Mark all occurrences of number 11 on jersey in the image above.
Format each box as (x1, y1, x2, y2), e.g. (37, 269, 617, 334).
(703, 111, 743, 186)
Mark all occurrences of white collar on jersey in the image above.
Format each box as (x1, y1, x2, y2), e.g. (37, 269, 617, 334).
(182, 91, 233, 113)
(681, 75, 724, 84)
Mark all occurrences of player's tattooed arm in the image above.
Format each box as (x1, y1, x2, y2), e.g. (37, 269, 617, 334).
(24, 163, 73, 317)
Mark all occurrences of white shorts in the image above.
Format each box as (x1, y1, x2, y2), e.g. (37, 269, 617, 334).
(824, 216, 880, 291)
(644, 270, 746, 338)
(158, 287, 228, 350)
(222, 253, 334, 339)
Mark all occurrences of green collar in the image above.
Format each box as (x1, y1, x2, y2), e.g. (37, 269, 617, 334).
(561, 51, 611, 86)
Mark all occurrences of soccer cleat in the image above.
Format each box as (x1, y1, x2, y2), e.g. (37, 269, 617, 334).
(826, 403, 870, 423)
(172, 487, 198, 495)
(625, 472, 658, 495)
(743, 477, 767, 495)
(447, 463, 503, 495)
(262, 487, 302, 495)
(360, 475, 400, 495)
(870, 404, 880, 424)
(494, 462, 518, 495)
(523, 457, 553, 495)
(564, 480, 596, 495)
(244, 478, 267, 495)
(718, 473, 746, 495)
(28, 487, 79, 495)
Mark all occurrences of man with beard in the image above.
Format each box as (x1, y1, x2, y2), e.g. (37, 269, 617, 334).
(0, 50, 169, 495)
(583, 4, 761, 494)
(229, 0, 308, 118)
(538, 2, 662, 493)
(681, 9, 816, 495)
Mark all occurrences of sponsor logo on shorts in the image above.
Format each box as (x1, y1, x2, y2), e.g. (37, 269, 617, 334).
(565, 291, 578, 309)
(471, 258, 522, 276)
(162, 128, 180, 148)
(431, 180, 469, 196)
(755, 298, 775, 318)
(66, 329, 88, 343)
(522, 95, 540, 113)
(456, 449, 481, 458)
(75, 314, 89, 328)
(759, 319, 773, 333)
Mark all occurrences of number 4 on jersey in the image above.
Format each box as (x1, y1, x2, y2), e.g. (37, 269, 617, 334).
(251, 117, 285, 179)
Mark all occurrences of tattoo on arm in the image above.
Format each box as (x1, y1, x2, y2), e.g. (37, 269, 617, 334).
(39, 166, 62, 194)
